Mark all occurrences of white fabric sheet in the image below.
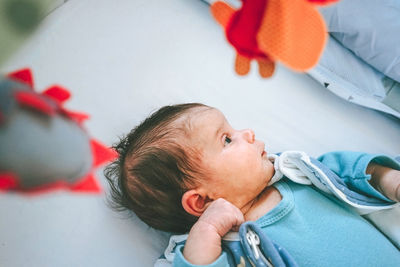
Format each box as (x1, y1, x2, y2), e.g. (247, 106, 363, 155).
(0, 0, 399, 266)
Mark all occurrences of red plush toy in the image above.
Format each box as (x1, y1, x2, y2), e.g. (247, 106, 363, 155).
(210, 0, 340, 77)
(0, 68, 117, 195)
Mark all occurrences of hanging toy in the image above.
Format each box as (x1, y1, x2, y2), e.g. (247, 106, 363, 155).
(0, 68, 117, 195)
(210, 0, 339, 78)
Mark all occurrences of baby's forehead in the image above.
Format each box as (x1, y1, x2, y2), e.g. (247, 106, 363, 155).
(180, 108, 228, 147)
(184, 107, 225, 129)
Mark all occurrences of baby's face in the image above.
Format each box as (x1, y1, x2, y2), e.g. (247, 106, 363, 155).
(188, 108, 275, 210)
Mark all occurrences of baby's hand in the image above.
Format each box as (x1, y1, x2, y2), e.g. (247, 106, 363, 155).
(183, 198, 244, 265)
(196, 198, 245, 236)
(368, 163, 400, 202)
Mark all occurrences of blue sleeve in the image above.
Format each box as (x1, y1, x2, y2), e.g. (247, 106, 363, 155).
(317, 151, 400, 202)
(173, 245, 229, 267)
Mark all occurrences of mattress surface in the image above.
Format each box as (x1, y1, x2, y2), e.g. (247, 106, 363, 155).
(0, 0, 399, 266)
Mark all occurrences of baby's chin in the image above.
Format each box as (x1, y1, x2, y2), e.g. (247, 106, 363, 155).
(264, 157, 275, 171)
(264, 166, 275, 185)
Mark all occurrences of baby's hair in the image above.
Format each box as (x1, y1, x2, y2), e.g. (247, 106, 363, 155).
(104, 103, 209, 233)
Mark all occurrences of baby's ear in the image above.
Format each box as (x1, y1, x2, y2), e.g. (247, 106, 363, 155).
(182, 190, 212, 217)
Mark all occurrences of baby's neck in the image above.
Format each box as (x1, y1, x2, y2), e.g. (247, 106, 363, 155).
(243, 186, 282, 222)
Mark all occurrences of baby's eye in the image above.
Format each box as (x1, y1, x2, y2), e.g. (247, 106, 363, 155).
(224, 136, 232, 146)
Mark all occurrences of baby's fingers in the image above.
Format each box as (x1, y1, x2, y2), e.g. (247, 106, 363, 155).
(215, 198, 245, 233)
(201, 198, 244, 235)
(230, 205, 245, 232)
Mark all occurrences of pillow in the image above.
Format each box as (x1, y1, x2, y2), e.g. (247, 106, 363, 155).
(319, 0, 400, 83)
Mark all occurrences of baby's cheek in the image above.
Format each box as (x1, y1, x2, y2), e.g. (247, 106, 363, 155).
(244, 158, 261, 175)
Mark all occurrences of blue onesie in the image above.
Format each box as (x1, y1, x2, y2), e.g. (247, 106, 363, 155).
(169, 151, 400, 266)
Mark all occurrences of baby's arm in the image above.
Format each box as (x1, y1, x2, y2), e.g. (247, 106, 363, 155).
(182, 198, 244, 265)
(367, 163, 400, 202)
(318, 151, 400, 202)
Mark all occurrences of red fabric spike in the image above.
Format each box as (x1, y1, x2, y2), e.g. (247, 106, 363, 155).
(90, 139, 118, 167)
(14, 91, 56, 115)
(70, 173, 102, 193)
(7, 68, 34, 88)
(62, 109, 90, 124)
(0, 172, 19, 191)
(43, 85, 71, 104)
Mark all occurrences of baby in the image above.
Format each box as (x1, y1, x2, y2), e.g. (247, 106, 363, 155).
(105, 103, 400, 266)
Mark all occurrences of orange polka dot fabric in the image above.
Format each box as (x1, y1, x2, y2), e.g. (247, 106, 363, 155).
(211, 0, 339, 77)
(257, 0, 327, 71)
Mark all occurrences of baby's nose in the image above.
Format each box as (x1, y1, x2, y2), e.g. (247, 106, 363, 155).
(242, 129, 255, 143)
